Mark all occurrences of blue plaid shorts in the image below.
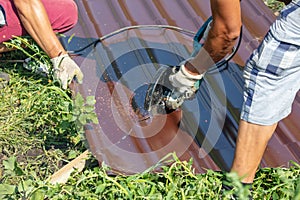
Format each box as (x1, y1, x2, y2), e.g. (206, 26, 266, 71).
(240, 1, 300, 125)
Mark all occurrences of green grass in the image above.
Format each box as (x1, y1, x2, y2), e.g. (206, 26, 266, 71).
(0, 1, 299, 199)
(0, 36, 98, 199)
(1, 150, 300, 199)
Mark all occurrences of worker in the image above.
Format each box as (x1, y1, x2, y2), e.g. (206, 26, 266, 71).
(153, 0, 298, 194)
(0, 0, 83, 89)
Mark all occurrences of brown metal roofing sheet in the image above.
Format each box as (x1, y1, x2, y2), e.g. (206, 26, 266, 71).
(62, 0, 300, 174)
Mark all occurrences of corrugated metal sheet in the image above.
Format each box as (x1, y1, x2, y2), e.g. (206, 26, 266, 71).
(62, 0, 300, 174)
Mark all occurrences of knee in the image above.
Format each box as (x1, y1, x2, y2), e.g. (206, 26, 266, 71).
(49, 0, 78, 33)
(60, 0, 78, 31)
(65, 0, 78, 29)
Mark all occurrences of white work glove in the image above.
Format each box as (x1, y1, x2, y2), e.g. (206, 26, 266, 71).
(51, 54, 84, 89)
(167, 63, 204, 109)
(169, 64, 204, 94)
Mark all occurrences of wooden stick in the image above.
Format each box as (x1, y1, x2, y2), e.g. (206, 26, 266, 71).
(50, 150, 90, 184)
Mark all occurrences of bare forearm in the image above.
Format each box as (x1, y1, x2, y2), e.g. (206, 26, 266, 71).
(13, 0, 66, 58)
(203, 26, 240, 63)
(186, 0, 242, 74)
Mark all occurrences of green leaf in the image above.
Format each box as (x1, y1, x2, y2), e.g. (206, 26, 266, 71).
(71, 115, 78, 122)
(95, 184, 107, 194)
(87, 113, 99, 124)
(68, 150, 78, 159)
(74, 93, 85, 107)
(78, 114, 87, 125)
(72, 108, 81, 116)
(18, 179, 33, 193)
(70, 134, 82, 145)
(30, 189, 45, 200)
(86, 96, 96, 106)
(0, 184, 16, 195)
(3, 156, 16, 171)
(84, 105, 95, 113)
(62, 113, 72, 121)
(15, 165, 24, 176)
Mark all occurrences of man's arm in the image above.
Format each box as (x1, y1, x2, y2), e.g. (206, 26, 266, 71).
(12, 0, 83, 89)
(13, 0, 67, 58)
(186, 0, 242, 75)
(146, 0, 242, 110)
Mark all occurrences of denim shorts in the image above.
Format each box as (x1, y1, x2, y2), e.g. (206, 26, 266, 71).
(240, 1, 300, 125)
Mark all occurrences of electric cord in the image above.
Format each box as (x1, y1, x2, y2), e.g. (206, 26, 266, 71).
(67, 24, 243, 74)
(67, 25, 196, 54)
(0, 24, 242, 74)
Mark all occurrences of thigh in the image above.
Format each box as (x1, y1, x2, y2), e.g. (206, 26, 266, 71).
(241, 34, 300, 125)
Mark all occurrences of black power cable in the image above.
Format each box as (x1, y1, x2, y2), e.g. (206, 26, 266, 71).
(67, 23, 243, 74)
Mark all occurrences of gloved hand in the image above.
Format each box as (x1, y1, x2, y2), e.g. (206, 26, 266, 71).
(145, 18, 211, 112)
(165, 19, 210, 109)
(144, 62, 204, 114)
(51, 54, 84, 89)
(166, 63, 204, 109)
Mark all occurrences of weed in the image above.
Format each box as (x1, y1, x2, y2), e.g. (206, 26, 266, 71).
(0, 36, 98, 199)
(263, 0, 285, 14)
(1, 152, 299, 199)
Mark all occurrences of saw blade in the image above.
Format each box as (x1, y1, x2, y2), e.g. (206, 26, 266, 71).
(144, 66, 175, 115)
